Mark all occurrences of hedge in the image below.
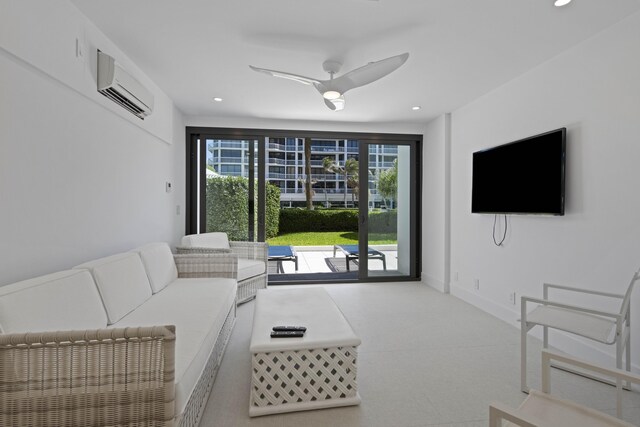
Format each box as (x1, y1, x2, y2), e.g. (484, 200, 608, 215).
(278, 209, 398, 234)
(206, 177, 280, 240)
(279, 209, 358, 233)
(265, 183, 280, 238)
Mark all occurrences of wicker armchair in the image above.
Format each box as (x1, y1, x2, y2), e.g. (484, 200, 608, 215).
(0, 326, 176, 427)
(177, 233, 268, 304)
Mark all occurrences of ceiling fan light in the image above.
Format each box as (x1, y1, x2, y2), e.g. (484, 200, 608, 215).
(323, 90, 341, 100)
(554, 0, 572, 6)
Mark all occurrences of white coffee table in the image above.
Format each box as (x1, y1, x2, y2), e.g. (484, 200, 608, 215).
(249, 287, 361, 417)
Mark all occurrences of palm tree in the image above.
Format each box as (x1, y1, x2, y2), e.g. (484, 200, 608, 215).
(344, 158, 359, 206)
(323, 156, 359, 207)
(321, 156, 334, 208)
(303, 137, 314, 210)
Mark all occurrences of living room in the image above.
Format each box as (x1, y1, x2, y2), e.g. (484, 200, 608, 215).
(1, 1, 640, 426)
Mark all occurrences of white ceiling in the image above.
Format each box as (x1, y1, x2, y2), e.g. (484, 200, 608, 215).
(71, 0, 640, 125)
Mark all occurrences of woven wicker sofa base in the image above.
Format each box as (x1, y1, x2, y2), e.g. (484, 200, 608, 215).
(249, 346, 360, 417)
(237, 274, 267, 304)
(177, 302, 236, 427)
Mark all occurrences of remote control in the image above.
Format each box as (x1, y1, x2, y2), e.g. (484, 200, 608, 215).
(270, 331, 305, 338)
(272, 326, 307, 332)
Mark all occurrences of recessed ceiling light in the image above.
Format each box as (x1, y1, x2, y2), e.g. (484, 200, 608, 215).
(412, 106, 421, 111)
(213, 97, 223, 102)
(554, 0, 572, 6)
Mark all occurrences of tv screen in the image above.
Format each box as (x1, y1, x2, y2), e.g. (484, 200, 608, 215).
(472, 128, 566, 215)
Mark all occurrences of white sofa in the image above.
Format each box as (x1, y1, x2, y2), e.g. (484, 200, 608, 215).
(0, 242, 236, 427)
(177, 232, 268, 304)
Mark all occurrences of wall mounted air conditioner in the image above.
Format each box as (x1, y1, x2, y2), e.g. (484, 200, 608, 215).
(97, 51, 154, 119)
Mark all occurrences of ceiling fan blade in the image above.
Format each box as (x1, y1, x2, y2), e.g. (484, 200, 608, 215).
(324, 98, 337, 111)
(323, 96, 345, 111)
(331, 52, 409, 94)
(249, 65, 321, 86)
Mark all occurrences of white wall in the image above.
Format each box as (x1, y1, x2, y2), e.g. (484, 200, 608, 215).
(422, 114, 450, 292)
(0, 1, 185, 286)
(448, 12, 640, 370)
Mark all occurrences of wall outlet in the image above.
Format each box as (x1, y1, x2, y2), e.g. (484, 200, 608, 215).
(509, 292, 517, 305)
(474, 279, 480, 290)
(176, 205, 181, 215)
(75, 37, 84, 59)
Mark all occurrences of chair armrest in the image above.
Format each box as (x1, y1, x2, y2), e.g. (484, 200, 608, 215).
(173, 253, 238, 279)
(542, 349, 640, 419)
(0, 325, 176, 426)
(489, 401, 542, 427)
(543, 282, 625, 299)
(229, 241, 268, 263)
(175, 246, 232, 254)
(521, 295, 622, 321)
(542, 349, 640, 391)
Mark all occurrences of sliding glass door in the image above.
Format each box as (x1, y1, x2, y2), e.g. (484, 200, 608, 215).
(188, 135, 264, 241)
(186, 128, 421, 283)
(358, 142, 418, 280)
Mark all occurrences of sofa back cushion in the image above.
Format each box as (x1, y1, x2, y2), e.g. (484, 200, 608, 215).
(181, 232, 230, 250)
(0, 269, 108, 334)
(75, 253, 152, 324)
(133, 242, 178, 293)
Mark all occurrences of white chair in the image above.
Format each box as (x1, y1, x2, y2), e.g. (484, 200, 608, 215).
(176, 232, 268, 304)
(491, 350, 640, 427)
(520, 269, 638, 393)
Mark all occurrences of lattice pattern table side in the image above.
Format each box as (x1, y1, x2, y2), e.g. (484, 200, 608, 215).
(250, 346, 358, 410)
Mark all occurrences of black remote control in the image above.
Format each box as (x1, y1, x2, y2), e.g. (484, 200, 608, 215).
(272, 326, 307, 332)
(270, 331, 305, 338)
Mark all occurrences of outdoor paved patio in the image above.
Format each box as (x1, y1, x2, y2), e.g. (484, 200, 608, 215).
(268, 245, 398, 274)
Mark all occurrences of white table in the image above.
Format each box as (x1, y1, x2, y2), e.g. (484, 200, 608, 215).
(249, 287, 361, 417)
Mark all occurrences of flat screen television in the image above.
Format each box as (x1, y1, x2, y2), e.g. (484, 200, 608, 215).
(471, 128, 566, 215)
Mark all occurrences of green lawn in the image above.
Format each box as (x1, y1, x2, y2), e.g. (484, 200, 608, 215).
(267, 231, 397, 246)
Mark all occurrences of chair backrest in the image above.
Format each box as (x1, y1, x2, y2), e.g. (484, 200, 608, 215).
(620, 268, 639, 317)
(181, 232, 230, 250)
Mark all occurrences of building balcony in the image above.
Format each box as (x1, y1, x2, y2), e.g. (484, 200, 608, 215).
(267, 158, 286, 165)
(208, 141, 248, 149)
(212, 157, 247, 164)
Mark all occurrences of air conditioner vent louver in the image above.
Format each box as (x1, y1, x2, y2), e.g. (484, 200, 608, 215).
(102, 87, 146, 116)
(97, 51, 154, 119)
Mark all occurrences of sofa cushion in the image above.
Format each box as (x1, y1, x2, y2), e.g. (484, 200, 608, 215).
(181, 232, 230, 250)
(75, 253, 152, 324)
(133, 242, 178, 294)
(0, 270, 107, 334)
(110, 277, 236, 416)
(238, 258, 266, 281)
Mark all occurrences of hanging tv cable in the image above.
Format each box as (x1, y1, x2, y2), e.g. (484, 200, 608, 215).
(493, 214, 508, 246)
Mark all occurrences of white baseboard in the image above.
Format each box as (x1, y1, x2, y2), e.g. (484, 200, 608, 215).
(423, 274, 446, 293)
(450, 283, 640, 373)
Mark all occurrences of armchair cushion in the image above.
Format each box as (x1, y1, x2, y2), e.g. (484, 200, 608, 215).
(238, 258, 266, 281)
(133, 242, 178, 294)
(75, 253, 152, 324)
(181, 232, 230, 250)
(0, 269, 107, 333)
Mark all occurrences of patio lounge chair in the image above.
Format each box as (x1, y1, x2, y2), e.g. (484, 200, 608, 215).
(333, 244, 387, 271)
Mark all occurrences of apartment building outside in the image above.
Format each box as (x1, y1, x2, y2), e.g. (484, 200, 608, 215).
(206, 138, 398, 208)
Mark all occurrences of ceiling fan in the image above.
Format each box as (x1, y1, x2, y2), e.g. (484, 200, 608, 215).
(249, 52, 409, 111)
